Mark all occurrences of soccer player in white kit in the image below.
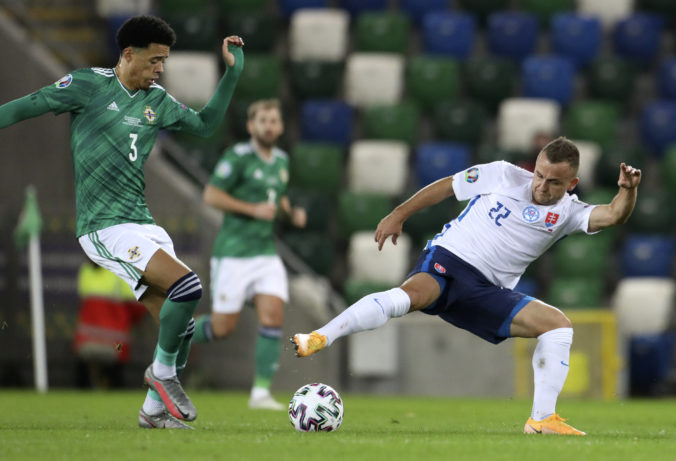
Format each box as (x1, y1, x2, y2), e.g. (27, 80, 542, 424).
(292, 137, 642, 435)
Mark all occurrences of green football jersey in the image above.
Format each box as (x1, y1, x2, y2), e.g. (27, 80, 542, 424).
(37, 67, 226, 237)
(209, 142, 289, 257)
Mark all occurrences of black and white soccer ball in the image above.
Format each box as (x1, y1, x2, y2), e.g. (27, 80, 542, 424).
(288, 383, 344, 432)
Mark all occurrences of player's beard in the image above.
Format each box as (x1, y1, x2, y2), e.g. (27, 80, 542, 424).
(253, 133, 277, 150)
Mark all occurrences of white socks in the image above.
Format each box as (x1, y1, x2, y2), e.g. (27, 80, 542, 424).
(153, 360, 176, 379)
(317, 288, 410, 346)
(530, 327, 573, 421)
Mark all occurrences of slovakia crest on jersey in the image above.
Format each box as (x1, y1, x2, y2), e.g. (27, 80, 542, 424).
(465, 167, 479, 183)
(545, 212, 559, 228)
(434, 262, 447, 274)
(55, 74, 72, 88)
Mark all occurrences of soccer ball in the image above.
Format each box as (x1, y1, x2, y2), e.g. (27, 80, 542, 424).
(288, 383, 344, 432)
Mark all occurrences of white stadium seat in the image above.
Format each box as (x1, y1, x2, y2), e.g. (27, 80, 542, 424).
(497, 98, 561, 152)
(577, 0, 634, 30)
(571, 139, 601, 191)
(348, 231, 411, 285)
(345, 53, 405, 108)
(162, 51, 218, 108)
(96, 0, 151, 17)
(348, 140, 409, 196)
(289, 9, 349, 62)
(612, 277, 675, 336)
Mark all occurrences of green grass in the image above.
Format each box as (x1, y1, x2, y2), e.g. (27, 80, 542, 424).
(1, 390, 675, 460)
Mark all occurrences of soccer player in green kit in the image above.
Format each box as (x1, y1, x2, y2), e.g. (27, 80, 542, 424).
(192, 99, 306, 410)
(0, 16, 244, 429)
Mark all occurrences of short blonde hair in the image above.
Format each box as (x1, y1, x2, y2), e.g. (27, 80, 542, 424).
(247, 98, 282, 121)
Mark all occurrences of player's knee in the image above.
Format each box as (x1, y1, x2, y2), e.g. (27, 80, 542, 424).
(540, 309, 572, 334)
(211, 314, 237, 338)
(167, 271, 203, 303)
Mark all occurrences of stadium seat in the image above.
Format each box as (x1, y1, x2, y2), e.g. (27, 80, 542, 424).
(223, 11, 278, 52)
(657, 58, 676, 100)
(571, 140, 602, 192)
(612, 277, 676, 336)
(421, 12, 476, 59)
(487, 11, 539, 61)
(300, 100, 354, 147)
(594, 144, 645, 188)
(639, 0, 676, 16)
(226, 98, 252, 140)
(464, 56, 517, 111)
(522, 55, 575, 106)
(340, 0, 388, 17)
(577, 0, 634, 30)
(520, 0, 574, 26)
(342, 279, 393, 305)
(345, 53, 405, 108)
(279, 0, 329, 18)
(496, 98, 561, 152)
(337, 192, 392, 238)
(626, 190, 674, 234)
(406, 56, 461, 112)
(289, 9, 349, 62)
(289, 61, 343, 100)
(355, 11, 410, 54)
(415, 142, 471, 187)
(162, 10, 217, 51)
(362, 102, 420, 146)
(547, 277, 605, 309)
(348, 141, 409, 196)
(456, 0, 510, 24)
(620, 235, 675, 278)
(564, 101, 620, 148)
(216, 0, 268, 11)
(433, 99, 487, 147)
(660, 146, 676, 194)
(551, 12, 602, 69)
(586, 57, 637, 103)
(629, 332, 676, 396)
(613, 13, 664, 63)
(96, 0, 152, 16)
(162, 51, 218, 108)
(233, 54, 282, 100)
(347, 231, 411, 285)
(399, 0, 450, 24)
(285, 188, 334, 232)
(639, 100, 676, 157)
(553, 233, 612, 278)
(403, 199, 460, 246)
(282, 230, 335, 276)
(289, 142, 344, 194)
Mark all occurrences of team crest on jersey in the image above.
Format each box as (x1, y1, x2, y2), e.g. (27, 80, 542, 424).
(465, 167, 479, 183)
(522, 206, 540, 223)
(127, 246, 141, 261)
(434, 262, 447, 274)
(254, 169, 263, 179)
(55, 74, 72, 88)
(143, 106, 157, 124)
(545, 212, 560, 228)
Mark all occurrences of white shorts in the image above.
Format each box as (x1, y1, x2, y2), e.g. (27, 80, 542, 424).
(78, 223, 176, 300)
(210, 255, 288, 314)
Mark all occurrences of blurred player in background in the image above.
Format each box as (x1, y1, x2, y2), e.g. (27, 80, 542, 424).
(0, 15, 244, 429)
(192, 99, 306, 410)
(293, 137, 642, 435)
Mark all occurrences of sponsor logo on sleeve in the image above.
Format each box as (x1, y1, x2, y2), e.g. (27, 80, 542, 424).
(465, 167, 479, 183)
(55, 74, 73, 88)
(216, 161, 231, 178)
(434, 262, 447, 274)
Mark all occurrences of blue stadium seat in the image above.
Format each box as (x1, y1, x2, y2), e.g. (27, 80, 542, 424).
(487, 11, 539, 61)
(278, 0, 328, 18)
(639, 100, 676, 157)
(551, 12, 601, 69)
(400, 0, 450, 24)
(657, 58, 676, 100)
(522, 55, 575, 106)
(340, 0, 388, 17)
(415, 142, 471, 187)
(620, 235, 675, 278)
(613, 13, 665, 63)
(421, 12, 476, 59)
(300, 100, 354, 147)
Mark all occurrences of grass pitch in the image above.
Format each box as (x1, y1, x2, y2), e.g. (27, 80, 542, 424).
(1, 390, 675, 461)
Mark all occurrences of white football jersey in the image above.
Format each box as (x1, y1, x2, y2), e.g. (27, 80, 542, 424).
(429, 161, 596, 289)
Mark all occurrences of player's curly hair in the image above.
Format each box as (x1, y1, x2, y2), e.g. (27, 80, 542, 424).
(116, 15, 176, 51)
(541, 136, 579, 170)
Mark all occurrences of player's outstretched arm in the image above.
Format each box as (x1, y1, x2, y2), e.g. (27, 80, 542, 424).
(375, 176, 455, 250)
(588, 162, 642, 232)
(0, 92, 52, 129)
